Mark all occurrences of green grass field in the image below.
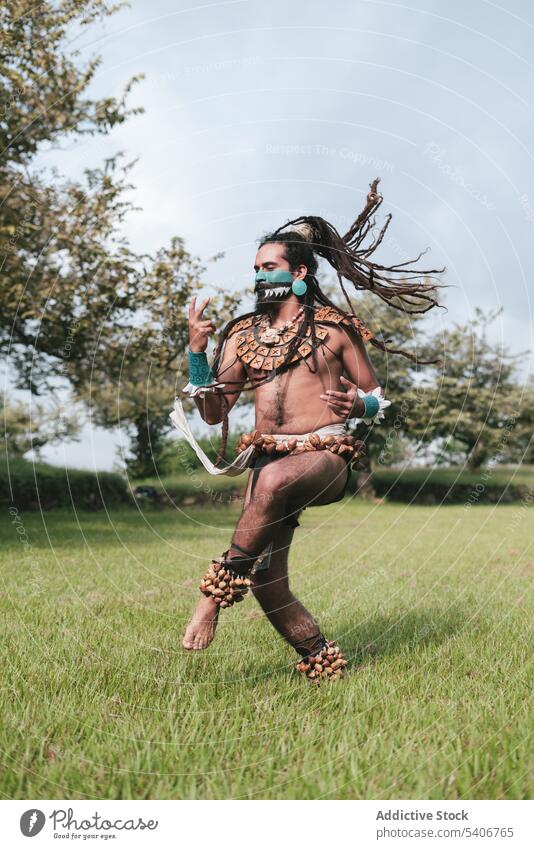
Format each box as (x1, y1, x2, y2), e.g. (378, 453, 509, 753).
(1, 499, 533, 799)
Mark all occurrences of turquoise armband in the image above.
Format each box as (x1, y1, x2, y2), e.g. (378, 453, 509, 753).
(188, 349, 213, 386)
(355, 387, 390, 424)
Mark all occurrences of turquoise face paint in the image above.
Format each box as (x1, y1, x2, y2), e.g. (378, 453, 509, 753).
(255, 270, 294, 284)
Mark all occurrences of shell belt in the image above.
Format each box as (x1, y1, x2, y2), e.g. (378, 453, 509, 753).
(236, 429, 366, 463)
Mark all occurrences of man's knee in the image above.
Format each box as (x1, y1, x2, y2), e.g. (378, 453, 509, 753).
(252, 464, 292, 504)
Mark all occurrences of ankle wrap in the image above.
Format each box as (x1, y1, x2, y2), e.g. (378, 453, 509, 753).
(291, 630, 328, 659)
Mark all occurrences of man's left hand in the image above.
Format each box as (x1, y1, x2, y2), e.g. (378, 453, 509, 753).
(320, 376, 363, 418)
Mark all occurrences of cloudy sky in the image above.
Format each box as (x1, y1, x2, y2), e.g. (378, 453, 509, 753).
(36, 0, 534, 469)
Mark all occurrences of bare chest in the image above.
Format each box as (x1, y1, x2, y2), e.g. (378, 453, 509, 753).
(249, 337, 343, 430)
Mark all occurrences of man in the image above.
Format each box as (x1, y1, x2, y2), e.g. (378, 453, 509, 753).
(173, 179, 442, 681)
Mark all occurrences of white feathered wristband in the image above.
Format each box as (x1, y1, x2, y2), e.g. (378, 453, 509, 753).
(356, 386, 391, 425)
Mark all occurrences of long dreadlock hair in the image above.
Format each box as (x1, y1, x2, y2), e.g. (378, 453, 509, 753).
(210, 178, 445, 464)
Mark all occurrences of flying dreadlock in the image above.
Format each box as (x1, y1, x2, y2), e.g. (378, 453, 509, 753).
(210, 177, 445, 464)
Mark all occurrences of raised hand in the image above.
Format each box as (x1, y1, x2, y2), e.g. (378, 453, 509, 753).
(188, 296, 217, 352)
(320, 375, 362, 418)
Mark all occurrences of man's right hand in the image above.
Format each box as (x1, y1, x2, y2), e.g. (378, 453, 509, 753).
(188, 296, 216, 352)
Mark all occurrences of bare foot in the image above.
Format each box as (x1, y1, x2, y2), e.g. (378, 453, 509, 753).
(182, 595, 220, 651)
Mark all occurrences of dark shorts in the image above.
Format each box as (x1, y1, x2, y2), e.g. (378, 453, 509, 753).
(249, 450, 352, 528)
(250, 451, 351, 573)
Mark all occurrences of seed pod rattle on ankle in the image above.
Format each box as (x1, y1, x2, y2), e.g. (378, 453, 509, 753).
(296, 641, 348, 682)
(199, 555, 252, 608)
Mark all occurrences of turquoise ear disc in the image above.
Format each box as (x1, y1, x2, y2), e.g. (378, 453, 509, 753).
(292, 279, 307, 296)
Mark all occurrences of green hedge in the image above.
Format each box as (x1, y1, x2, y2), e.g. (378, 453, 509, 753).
(5, 456, 531, 511)
(137, 464, 533, 507)
(354, 467, 533, 505)
(1, 458, 130, 511)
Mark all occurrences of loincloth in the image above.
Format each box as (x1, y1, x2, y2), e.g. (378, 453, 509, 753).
(169, 398, 365, 476)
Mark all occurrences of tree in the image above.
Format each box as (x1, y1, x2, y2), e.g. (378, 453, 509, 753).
(500, 376, 534, 465)
(1, 1, 145, 392)
(1, 1, 232, 472)
(414, 309, 531, 469)
(1, 394, 81, 458)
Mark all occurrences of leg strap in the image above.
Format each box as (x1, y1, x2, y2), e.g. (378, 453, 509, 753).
(223, 555, 254, 578)
(228, 540, 256, 557)
(226, 540, 259, 577)
(291, 630, 327, 659)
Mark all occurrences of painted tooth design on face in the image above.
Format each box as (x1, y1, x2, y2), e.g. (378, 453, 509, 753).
(259, 285, 291, 298)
